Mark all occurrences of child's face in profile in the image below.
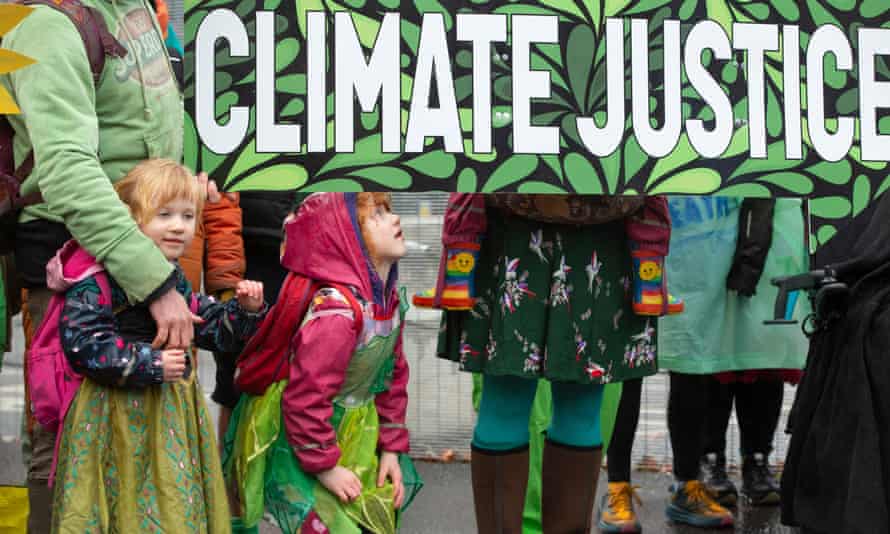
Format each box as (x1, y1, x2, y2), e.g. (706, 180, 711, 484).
(363, 203, 406, 264)
(140, 197, 197, 261)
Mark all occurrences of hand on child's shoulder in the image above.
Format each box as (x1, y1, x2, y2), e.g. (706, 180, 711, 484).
(235, 280, 264, 312)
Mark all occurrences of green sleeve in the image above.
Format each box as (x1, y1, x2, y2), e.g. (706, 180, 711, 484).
(6, 9, 173, 303)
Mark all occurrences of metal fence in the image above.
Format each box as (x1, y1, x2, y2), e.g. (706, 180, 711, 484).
(390, 193, 797, 473)
(0, 193, 797, 487)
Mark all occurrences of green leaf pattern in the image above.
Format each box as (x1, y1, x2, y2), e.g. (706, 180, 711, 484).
(184, 0, 890, 248)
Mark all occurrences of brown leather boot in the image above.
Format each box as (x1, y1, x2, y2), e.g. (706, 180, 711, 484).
(471, 445, 530, 534)
(542, 439, 603, 534)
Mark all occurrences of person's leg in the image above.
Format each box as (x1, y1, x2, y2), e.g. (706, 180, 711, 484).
(736, 379, 783, 505)
(668, 373, 709, 481)
(606, 378, 641, 483)
(21, 287, 56, 534)
(542, 381, 604, 534)
(211, 350, 240, 449)
(701, 378, 739, 506)
(666, 372, 734, 529)
(471, 374, 538, 534)
(599, 378, 643, 533)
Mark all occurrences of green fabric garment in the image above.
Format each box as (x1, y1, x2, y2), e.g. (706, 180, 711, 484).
(52, 374, 231, 533)
(224, 304, 422, 534)
(658, 197, 810, 374)
(439, 213, 658, 384)
(472, 376, 621, 534)
(1, 1, 182, 302)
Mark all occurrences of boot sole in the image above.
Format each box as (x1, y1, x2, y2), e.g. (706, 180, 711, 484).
(665, 505, 734, 529)
(597, 518, 642, 534)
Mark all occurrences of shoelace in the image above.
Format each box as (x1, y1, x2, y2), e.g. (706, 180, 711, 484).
(685, 481, 728, 514)
(608, 484, 643, 519)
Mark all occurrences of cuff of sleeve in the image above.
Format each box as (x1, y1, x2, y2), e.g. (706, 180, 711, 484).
(143, 271, 179, 306)
(726, 264, 761, 297)
(233, 299, 269, 319)
(296, 444, 342, 474)
(378, 426, 409, 453)
(148, 354, 165, 385)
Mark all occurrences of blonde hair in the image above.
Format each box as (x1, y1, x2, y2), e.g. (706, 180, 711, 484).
(114, 159, 205, 225)
(356, 192, 392, 262)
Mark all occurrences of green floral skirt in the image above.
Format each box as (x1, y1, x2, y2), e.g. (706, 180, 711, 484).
(52, 374, 230, 533)
(438, 212, 657, 384)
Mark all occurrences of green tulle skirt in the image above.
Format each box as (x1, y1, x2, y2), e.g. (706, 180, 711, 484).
(223, 381, 422, 534)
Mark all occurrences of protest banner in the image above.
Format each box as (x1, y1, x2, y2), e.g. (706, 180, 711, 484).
(184, 0, 890, 244)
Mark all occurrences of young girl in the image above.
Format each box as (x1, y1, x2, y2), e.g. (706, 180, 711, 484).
(51, 159, 267, 533)
(224, 192, 422, 534)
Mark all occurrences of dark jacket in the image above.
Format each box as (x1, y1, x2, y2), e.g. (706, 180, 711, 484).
(60, 265, 266, 388)
(781, 193, 890, 534)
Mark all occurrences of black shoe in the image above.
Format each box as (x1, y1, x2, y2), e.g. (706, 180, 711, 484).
(700, 452, 738, 507)
(742, 452, 781, 506)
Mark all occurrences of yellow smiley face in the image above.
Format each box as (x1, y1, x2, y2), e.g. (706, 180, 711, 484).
(638, 260, 661, 281)
(448, 252, 476, 273)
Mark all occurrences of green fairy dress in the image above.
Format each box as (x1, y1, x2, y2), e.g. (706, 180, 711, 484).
(225, 298, 422, 534)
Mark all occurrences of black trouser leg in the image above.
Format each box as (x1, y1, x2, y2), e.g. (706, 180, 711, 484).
(668, 372, 711, 480)
(735, 380, 784, 456)
(607, 378, 642, 483)
(703, 378, 735, 456)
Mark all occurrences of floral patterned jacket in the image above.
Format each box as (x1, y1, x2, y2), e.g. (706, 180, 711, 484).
(60, 265, 266, 388)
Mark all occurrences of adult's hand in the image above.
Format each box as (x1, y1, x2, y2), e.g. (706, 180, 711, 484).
(196, 171, 236, 203)
(149, 287, 203, 349)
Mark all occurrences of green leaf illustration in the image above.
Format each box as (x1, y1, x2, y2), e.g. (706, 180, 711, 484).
(318, 135, 401, 175)
(810, 196, 852, 219)
(564, 153, 603, 193)
(403, 151, 457, 178)
(852, 174, 871, 216)
(757, 172, 814, 195)
(649, 168, 721, 194)
(519, 181, 568, 193)
(347, 166, 412, 188)
(482, 155, 540, 192)
(228, 140, 279, 181)
(228, 164, 308, 191)
(299, 179, 364, 192)
(456, 168, 478, 191)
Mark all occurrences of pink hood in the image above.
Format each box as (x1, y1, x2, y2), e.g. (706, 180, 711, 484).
(280, 193, 397, 308)
(46, 240, 104, 293)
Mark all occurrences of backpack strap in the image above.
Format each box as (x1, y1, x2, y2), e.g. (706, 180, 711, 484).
(6, 0, 128, 209)
(19, 0, 127, 84)
(94, 270, 112, 307)
(326, 283, 365, 336)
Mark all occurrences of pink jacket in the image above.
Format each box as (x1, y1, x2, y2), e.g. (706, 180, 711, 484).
(279, 193, 409, 473)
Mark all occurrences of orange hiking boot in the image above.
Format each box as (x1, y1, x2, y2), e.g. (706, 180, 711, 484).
(597, 482, 643, 533)
(666, 480, 735, 528)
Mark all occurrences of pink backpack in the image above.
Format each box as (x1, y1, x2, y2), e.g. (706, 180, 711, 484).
(27, 242, 108, 435)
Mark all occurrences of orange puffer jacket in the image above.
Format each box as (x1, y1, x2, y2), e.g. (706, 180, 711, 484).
(180, 194, 245, 294)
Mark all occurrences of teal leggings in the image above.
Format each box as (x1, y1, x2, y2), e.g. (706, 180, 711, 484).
(472, 374, 603, 451)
